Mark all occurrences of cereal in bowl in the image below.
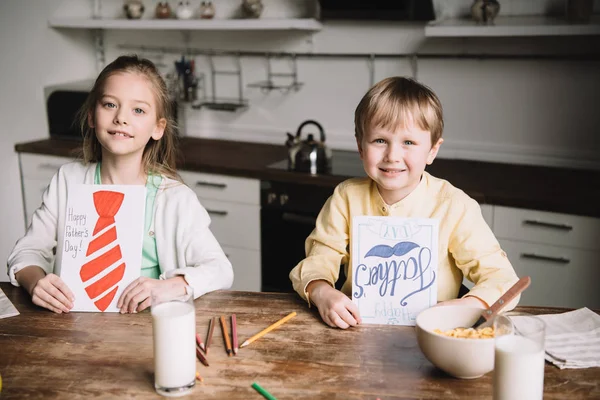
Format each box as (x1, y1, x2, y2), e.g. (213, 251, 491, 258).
(434, 326, 495, 339)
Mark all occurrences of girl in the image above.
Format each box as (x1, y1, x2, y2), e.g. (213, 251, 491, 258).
(7, 55, 233, 314)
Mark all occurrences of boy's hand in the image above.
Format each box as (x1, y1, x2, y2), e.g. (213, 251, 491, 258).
(308, 280, 362, 329)
(435, 296, 488, 309)
(30, 273, 75, 314)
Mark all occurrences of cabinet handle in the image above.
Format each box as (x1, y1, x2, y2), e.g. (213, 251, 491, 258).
(282, 212, 316, 226)
(206, 209, 228, 216)
(195, 181, 227, 189)
(520, 253, 570, 264)
(523, 220, 573, 231)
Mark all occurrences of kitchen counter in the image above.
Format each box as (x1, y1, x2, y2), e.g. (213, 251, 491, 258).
(14, 137, 600, 218)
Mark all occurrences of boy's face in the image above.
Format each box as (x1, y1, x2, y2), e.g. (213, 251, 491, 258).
(357, 121, 443, 205)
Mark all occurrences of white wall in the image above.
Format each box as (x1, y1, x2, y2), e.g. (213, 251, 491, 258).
(1, 0, 599, 281)
(0, 0, 95, 281)
(97, 0, 600, 170)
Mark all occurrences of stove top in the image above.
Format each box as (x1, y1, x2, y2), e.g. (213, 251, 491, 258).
(267, 150, 367, 178)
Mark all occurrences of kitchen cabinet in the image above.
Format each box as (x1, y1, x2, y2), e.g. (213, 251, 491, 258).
(18, 154, 262, 292)
(492, 205, 600, 309)
(19, 153, 71, 228)
(176, 170, 261, 292)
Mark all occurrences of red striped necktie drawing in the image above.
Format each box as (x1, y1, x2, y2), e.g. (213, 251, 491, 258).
(80, 191, 125, 311)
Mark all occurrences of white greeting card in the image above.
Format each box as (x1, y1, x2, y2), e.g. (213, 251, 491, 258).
(60, 184, 146, 312)
(352, 216, 439, 326)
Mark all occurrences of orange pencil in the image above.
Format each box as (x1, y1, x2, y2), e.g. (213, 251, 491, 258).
(241, 311, 297, 348)
(196, 346, 209, 367)
(220, 315, 233, 356)
(231, 314, 238, 355)
(205, 317, 216, 354)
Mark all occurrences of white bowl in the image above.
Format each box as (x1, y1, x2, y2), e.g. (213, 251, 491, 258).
(415, 305, 495, 379)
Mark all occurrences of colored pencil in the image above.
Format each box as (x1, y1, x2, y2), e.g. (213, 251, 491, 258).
(195, 371, 203, 382)
(196, 332, 206, 353)
(240, 312, 297, 348)
(196, 346, 209, 367)
(205, 317, 216, 354)
(231, 314, 238, 355)
(252, 382, 277, 400)
(220, 315, 233, 356)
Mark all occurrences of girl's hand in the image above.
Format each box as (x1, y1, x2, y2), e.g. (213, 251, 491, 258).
(117, 276, 187, 314)
(309, 281, 362, 329)
(435, 296, 488, 309)
(31, 273, 75, 314)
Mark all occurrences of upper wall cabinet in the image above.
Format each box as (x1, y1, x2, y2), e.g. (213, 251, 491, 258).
(425, 15, 600, 37)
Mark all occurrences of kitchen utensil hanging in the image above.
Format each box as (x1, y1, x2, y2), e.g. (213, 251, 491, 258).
(247, 54, 303, 93)
(192, 53, 247, 111)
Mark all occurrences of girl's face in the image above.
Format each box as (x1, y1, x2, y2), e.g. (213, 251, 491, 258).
(357, 121, 443, 205)
(90, 72, 166, 163)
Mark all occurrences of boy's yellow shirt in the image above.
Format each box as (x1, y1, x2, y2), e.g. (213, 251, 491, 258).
(289, 172, 520, 309)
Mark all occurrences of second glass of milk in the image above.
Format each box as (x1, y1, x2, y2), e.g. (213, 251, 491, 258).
(493, 312, 546, 400)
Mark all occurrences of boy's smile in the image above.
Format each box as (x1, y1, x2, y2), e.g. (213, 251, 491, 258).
(357, 122, 443, 206)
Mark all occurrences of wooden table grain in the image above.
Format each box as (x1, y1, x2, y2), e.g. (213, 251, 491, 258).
(0, 283, 598, 399)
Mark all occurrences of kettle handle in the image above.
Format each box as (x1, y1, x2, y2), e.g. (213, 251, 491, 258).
(296, 120, 325, 143)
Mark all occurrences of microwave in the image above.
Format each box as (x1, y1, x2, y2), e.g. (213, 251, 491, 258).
(318, 0, 435, 21)
(44, 79, 94, 140)
(44, 80, 180, 140)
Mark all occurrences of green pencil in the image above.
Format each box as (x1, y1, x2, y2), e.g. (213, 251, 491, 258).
(251, 382, 277, 400)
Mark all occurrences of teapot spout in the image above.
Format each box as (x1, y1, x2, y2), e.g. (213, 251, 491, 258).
(285, 132, 296, 148)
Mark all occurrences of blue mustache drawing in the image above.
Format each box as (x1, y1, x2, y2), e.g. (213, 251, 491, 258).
(365, 241, 419, 258)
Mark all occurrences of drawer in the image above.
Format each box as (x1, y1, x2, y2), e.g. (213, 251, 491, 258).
(493, 206, 600, 250)
(222, 246, 261, 292)
(20, 153, 71, 180)
(500, 239, 600, 309)
(480, 204, 493, 229)
(200, 198, 260, 251)
(179, 170, 259, 206)
(23, 178, 50, 227)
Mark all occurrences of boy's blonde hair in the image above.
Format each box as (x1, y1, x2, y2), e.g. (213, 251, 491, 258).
(354, 77, 444, 145)
(78, 54, 180, 181)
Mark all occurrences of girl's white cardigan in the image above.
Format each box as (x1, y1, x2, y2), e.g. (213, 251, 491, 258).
(7, 161, 234, 299)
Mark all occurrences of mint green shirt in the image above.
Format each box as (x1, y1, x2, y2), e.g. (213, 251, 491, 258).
(94, 163, 161, 278)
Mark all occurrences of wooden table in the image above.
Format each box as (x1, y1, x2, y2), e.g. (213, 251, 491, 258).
(1, 283, 598, 399)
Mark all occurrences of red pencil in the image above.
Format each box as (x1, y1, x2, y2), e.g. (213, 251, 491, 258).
(205, 317, 216, 354)
(196, 332, 206, 353)
(196, 346, 209, 367)
(231, 314, 238, 355)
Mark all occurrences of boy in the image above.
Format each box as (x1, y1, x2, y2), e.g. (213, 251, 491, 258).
(289, 77, 520, 329)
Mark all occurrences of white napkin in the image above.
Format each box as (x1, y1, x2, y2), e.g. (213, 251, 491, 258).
(536, 308, 600, 369)
(0, 286, 20, 319)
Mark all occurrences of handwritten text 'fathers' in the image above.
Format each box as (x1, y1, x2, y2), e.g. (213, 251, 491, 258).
(353, 241, 436, 306)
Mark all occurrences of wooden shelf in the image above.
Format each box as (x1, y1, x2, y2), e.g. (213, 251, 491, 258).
(425, 15, 600, 37)
(48, 17, 323, 31)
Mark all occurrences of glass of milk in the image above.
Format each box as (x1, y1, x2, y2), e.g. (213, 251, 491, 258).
(151, 286, 196, 397)
(493, 312, 546, 400)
